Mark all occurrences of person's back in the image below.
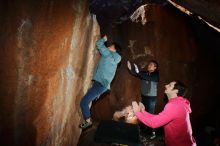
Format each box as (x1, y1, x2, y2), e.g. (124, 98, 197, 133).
(79, 35, 121, 130)
(93, 38, 121, 89)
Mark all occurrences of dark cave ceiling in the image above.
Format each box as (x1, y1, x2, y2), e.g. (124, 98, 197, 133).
(89, 0, 220, 32)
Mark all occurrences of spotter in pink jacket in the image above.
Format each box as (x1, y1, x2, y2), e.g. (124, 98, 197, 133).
(135, 96, 196, 146)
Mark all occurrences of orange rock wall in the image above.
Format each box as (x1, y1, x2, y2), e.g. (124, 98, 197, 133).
(0, 0, 100, 146)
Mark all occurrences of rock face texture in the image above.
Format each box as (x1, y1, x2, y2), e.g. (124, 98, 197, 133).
(0, 0, 100, 146)
(0, 1, 220, 146)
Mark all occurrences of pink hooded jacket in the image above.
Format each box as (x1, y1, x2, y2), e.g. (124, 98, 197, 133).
(135, 96, 196, 146)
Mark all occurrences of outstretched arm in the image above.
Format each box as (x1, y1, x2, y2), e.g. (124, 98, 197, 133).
(127, 60, 159, 81)
(134, 103, 177, 128)
(96, 35, 110, 56)
(127, 61, 139, 77)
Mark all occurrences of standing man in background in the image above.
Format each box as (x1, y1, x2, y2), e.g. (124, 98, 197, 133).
(127, 60, 159, 139)
(79, 35, 121, 130)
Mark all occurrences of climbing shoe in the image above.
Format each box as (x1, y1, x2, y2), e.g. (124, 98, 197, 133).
(79, 121, 92, 130)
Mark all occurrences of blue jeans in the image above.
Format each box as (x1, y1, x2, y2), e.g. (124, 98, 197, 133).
(80, 81, 107, 119)
(141, 95, 156, 114)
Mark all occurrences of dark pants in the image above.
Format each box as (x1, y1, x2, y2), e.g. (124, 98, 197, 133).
(80, 81, 107, 119)
(141, 95, 157, 114)
(140, 95, 157, 133)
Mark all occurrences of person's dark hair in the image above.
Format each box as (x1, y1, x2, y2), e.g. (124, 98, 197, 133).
(173, 80, 188, 97)
(149, 60, 159, 72)
(105, 41, 122, 54)
(113, 43, 122, 54)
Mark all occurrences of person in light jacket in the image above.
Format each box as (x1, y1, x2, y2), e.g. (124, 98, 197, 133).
(79, 35, 121, 130)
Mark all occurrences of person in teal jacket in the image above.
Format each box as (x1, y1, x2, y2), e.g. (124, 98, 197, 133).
(79, 35, 121, 130)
